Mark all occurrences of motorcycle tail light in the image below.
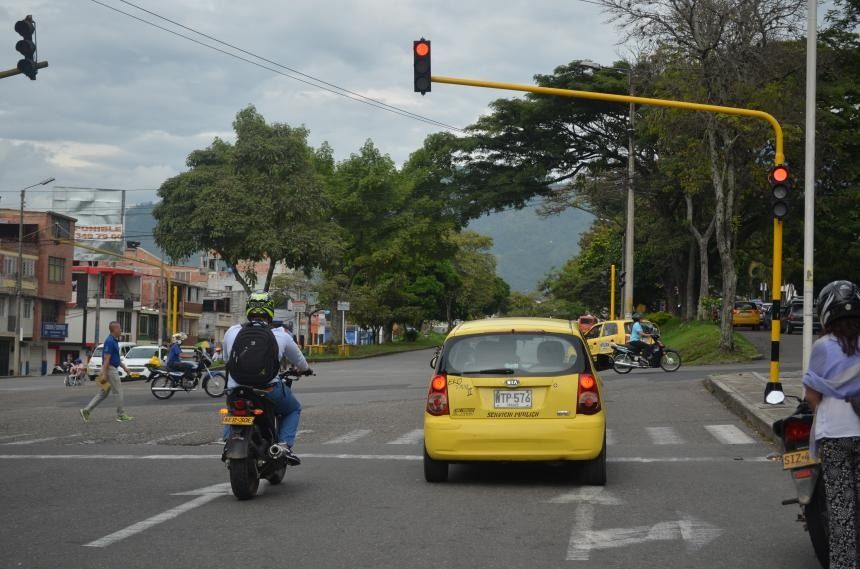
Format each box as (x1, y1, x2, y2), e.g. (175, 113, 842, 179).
(793, 468, 813, 479)
(784, 419, 812, 450)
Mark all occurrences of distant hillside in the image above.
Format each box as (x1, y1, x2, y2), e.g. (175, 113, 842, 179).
(125, 201, 593, 291)
(468, 205, 592, 292)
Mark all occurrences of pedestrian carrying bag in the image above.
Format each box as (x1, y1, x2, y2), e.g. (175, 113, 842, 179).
(227, 321, 280, 386)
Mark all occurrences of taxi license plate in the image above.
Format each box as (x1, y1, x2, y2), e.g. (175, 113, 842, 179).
(783, 449, 818, 470)
(494, 389, 532, 409)
(222, 416, 254, 425)
(130, 373, 140, 379)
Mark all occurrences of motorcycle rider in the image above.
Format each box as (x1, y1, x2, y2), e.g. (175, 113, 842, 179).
(166, 332, 195, 386)
(223, 292, 310, 465)
(628, 313, 653, 361)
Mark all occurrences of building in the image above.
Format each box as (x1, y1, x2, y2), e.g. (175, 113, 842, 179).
(0, 209, 76, 375)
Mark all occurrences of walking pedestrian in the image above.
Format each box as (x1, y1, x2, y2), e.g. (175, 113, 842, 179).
(802, 280, 860, 569)
(79, 321, 134, 423)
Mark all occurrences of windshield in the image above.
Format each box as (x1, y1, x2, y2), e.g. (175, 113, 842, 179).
(125, 347, 159, 359)
(440, 332, 586, 376)
(92, 347, 103, 357)
(735, 302, 756, 310)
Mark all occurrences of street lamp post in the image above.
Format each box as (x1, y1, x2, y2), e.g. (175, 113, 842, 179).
(13, 177, 55, 376)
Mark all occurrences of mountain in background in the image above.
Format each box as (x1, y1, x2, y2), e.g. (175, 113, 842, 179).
(124, 201, 593, 291)
(467, 205, 592, 292)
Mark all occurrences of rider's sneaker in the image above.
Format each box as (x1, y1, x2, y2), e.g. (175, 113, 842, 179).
(275, 443, 301, 465)
(116, 414, 134, 422)
(79, 409, 90, 422)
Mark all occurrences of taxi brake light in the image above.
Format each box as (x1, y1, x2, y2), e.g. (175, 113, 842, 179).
(576, 373, 601, 415)
(427, 374, 449, 416)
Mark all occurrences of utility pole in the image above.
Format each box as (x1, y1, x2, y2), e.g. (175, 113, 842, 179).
(94, 274, 102, 347)
(624, 68, 635, 318)
(802, 0, 818, 372)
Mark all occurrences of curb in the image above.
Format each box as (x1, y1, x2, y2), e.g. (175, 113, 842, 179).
(703, 376, 778, 444)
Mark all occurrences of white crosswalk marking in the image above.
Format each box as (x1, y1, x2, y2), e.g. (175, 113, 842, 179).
(324, 429, 372, 445)
(144, 432, 196, 445)
(386, 429, 423, 445)
(606, 428, 617, 446)
(704, 425, 755, 445)
(3, 433, 82, 446)
(0, 433, 31, 441)
(646, 426, 683, 445)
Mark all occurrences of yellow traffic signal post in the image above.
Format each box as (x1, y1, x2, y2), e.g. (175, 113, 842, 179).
(610, 264, 616, 320)
(426, 72, 788, 401)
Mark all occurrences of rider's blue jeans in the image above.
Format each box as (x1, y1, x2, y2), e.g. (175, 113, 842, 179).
(223, 382, 302, 446)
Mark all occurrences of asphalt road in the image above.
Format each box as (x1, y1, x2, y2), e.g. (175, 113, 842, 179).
(0, 343, 819, 569)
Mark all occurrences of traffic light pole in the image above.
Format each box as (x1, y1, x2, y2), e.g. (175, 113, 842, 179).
(0, 60, 48, 80)
(429, 74, 787, 396)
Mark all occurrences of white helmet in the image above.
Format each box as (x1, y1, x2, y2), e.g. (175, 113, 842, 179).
(171, 332, 187, 344)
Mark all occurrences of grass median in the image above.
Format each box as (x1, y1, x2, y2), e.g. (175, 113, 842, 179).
(305, 332, 446, 362)
(660, 319, 761, 365)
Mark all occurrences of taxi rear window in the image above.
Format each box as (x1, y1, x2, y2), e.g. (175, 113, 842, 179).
(440, 333, 586, 376)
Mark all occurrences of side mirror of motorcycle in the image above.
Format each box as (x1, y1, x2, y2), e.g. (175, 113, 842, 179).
(764, 382, 786, 405)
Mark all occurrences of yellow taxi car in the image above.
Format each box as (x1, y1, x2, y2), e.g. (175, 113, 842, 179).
(732, 301, 762, 330)
(583, 319, 654, 369)
(423, 317, 606, 485)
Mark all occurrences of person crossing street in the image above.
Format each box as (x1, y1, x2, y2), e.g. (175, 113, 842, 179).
(80, 321, 134, 423)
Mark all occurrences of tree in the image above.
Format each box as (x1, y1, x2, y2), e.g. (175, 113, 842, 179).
(153, 106, 340, 293)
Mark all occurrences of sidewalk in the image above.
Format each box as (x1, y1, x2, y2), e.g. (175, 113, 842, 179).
(704, 370, 804, 444)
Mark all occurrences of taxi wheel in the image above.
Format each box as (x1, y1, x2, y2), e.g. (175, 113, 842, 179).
(578, 435, 607, 486)
(423, 447, 448, 483)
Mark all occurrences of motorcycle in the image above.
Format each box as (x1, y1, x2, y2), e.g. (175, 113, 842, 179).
(64, 362, 86, 387)
(52, 361, 72, 375)
(610, 333, 682, 373)
(221, 368, 314, 500)
(773, 399, 828, 568)
(147, 348, 226, 399)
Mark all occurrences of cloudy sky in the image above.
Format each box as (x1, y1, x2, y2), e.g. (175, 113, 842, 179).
(1, 1, 623, 211)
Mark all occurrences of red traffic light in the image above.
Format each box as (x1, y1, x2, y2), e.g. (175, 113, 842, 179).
(413, 38, 431, 95)
(415, 42, 430, 57)
(770, 165, 789, 183)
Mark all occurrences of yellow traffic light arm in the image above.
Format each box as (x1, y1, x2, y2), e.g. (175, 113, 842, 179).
(431, 75, 785, 164)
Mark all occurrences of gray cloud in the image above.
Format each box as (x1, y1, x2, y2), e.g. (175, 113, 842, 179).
(1, 0, 620, 208)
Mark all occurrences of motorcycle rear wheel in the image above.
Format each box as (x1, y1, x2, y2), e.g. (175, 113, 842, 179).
(229, 458, 260, 500)
(805, 478, 830, 569)
(612, 353, 633, 374)
(659, 350, 682, 372)
(150, 376, 176, 400)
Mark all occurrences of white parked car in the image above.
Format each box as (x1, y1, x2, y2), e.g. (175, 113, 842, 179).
(86, 342, 136, 381)
(122, 345, 169, 380)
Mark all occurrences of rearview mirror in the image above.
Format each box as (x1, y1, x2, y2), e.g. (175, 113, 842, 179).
(430, 346, 441, 369)
(593, 354, 614, 372)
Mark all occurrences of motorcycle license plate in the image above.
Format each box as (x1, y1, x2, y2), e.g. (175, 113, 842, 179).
(783, 449, 818, 470)
(223, 416, 254, 425)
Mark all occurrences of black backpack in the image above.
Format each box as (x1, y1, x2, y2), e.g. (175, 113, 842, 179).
(227, 321, 280, 386)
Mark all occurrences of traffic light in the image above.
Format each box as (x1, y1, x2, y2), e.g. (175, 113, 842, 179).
(14, 15, 37, 80)
(769, 164, 790, 219)
(413, 38, 431, 95)
(617, 271, 626, 289)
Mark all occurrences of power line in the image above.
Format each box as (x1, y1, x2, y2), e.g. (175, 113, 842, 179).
(89, 0, 465, 133)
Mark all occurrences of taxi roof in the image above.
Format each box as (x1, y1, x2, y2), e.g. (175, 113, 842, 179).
(447, 317, 577, 338)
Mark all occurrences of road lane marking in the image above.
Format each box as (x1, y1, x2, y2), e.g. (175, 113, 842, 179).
(84, 483, 230, 548)
(323, 429, 371, 445)
(0, 453, 771, 462)
(144, 431, 197, 445)
(606, 428, 616, 446)
(646, 426, 683, 445)
(0, 433, 31, 441)
(704, 425, 755, 445)
(547, 488, 622, 505)
(3, 433, 81, 446)
(566, 509, 722, 560)
(386, 429, 423, 445)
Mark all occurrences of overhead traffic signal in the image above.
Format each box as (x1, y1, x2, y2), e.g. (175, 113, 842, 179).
(769, 164, 790, 219)
(413, 38, 431, 95)
(14, 15, 38, 80)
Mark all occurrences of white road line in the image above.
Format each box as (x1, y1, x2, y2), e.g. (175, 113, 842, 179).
(84, 493, 222, 548)
(386, 429, 424, 445)
(323, 429, 372, 445)
(566, 504, 596, 560)
(646, 426, 684, 445)
(3, 433, 82, 446)
(0, 433, 31, 441)
(704, 425, 755, 445)
(606, 428, 617, 446)
(0, 453, 771, 463)
(144, 432, 197, 445)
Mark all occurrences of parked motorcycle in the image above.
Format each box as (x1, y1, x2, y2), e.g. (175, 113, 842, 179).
(52, 361, 71, 375)
(221, 368, 314, 500)
(147, 348, 226, 399)
(610, 333, 682, 373)
(773, 399, 828, 568)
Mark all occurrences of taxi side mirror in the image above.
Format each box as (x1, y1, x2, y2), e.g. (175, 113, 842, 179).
(592, 354, 614, 372)
(430, 346, 441, 369)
